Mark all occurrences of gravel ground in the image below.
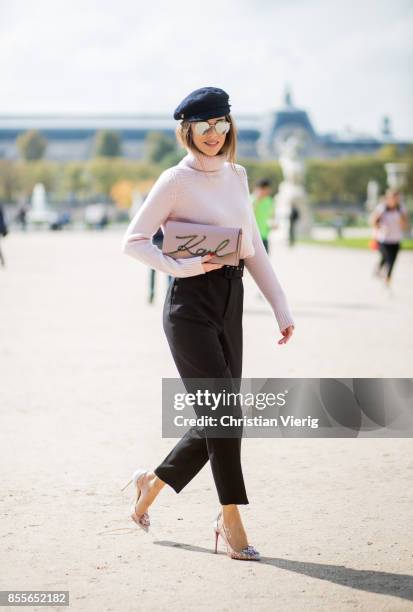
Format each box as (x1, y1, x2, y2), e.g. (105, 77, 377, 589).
(0, 229, 412, 612)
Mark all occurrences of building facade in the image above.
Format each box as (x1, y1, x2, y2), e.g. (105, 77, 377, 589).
(0, 89, 409, 162)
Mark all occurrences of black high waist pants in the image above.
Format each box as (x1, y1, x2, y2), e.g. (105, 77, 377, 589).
(377, 241, 400, 279)
(154, 264, 249, 505)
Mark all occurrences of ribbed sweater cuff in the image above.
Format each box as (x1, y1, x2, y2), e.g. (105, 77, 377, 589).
(273, 308, 295, 333)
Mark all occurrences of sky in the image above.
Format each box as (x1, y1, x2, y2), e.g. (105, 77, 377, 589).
(1, 0, 412, 140)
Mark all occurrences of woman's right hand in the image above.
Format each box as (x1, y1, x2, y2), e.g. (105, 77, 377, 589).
(201, 252, 224, 272)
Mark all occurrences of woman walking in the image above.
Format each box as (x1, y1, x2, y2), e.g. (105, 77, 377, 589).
(370, 189, 409, 288)
(121, 87, 295, 561)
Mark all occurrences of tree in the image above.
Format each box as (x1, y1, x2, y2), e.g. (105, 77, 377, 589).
(18, 160, 58, 196)
(16, 129, 47, 161)
(0, 160, 21, 202)
(62, 162, 92, 200)
(94, 130, 122, 157)
(375, 144, 401, 160)
(144, 132, 176, 164)
(305, 158, 387, 205)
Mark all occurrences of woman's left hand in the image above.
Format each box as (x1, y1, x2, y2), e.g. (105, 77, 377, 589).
(278, 325, 295, 345)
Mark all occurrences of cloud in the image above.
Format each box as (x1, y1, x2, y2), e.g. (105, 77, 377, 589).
(0, 0, 412, 139)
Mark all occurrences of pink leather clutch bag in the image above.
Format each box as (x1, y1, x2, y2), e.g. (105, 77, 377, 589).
(162, 220, 243, 266)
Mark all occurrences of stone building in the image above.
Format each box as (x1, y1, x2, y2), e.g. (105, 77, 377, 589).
(0, 88, 409, 161)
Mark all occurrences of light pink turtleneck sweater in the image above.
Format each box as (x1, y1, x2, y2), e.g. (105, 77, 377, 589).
(121, 148, 295, 332)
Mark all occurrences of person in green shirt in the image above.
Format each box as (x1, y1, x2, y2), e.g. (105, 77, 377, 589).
(250, 178, 275, 253)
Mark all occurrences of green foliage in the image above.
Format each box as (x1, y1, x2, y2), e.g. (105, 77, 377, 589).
(86, 158, 161, 196)
(16, 129, 48, 160)
(144, 132, 177, 164)
(305, 156, 413, 205)
(373, 145, 413, 194)
(0, 152, 412, 206)
(306, 157, 394, 205)
(93, 130, 122, 157)
(158, 149, 186, 170)
(0, 160, 21, 201)
(16, 160, 59, 196)
(375, 143, 413, 161)
(298, 237, 413, 250)
(88, 158, 128, 195)
(375, 144, 400, 160)
(62, 162, 91, 196)
(238, 158, 283, 195)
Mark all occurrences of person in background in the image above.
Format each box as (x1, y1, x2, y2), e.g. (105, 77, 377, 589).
(369, 189, 409, 289)
(149, 228, 172, 303)
(289, 205, 300, 246)
(0, 203, 9, 267)
(15, 203, 28, 231)
(251, 178, 274, 253)
(250, 179, 277, 301)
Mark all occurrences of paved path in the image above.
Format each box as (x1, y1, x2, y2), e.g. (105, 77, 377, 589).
(1, 230, 412, 611)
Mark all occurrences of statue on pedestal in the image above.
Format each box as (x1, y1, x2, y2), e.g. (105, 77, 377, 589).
(274, 133, 312, 241)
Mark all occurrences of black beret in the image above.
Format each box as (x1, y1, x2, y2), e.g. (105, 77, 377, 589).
(173, 86, 231, 121)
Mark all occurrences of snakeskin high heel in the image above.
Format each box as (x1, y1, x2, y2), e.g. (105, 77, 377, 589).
(212, 510, 260, 561)
(121, 468, 151, 532)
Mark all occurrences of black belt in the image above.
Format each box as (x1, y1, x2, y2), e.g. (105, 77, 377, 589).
(214, 258, 245, 279)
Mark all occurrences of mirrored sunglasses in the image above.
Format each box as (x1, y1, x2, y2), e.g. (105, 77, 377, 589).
(192, 119, 231, 136)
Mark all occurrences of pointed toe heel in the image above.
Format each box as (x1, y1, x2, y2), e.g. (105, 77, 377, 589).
(121, 468, 151, 532)
(212, 511, 260, 561)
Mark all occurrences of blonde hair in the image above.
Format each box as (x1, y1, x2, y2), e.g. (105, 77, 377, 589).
(385, 188, 400, 198)
(175, 114, 239, 173)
